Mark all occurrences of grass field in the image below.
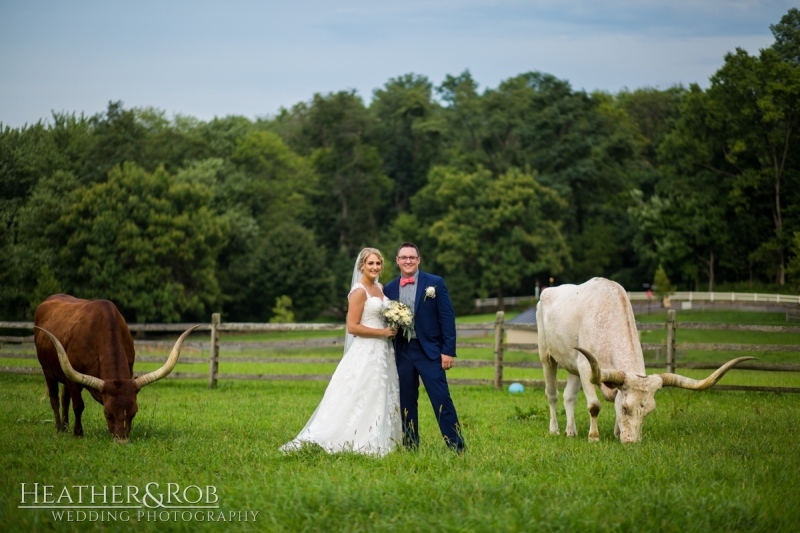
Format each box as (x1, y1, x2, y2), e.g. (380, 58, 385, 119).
(1, 309, 799, 531)
(1, 375, 798, 532)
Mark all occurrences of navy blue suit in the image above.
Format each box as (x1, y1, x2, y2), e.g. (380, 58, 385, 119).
(384, 271, 464, 452)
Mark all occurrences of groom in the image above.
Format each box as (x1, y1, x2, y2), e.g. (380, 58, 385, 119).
(384, 242, 464, 453)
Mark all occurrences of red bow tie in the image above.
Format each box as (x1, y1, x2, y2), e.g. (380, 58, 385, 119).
(400, 277, 415, 287)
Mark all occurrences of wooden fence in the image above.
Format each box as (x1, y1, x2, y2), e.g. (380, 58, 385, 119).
(475, 290, 800, 309)
(490, 310, 800, 393)
(2, 310, 799, 393)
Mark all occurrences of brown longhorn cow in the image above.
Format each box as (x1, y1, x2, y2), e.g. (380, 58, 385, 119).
(33, 294, 199, 442)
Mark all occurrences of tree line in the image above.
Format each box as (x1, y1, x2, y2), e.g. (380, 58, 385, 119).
(1, 9, 798, 323)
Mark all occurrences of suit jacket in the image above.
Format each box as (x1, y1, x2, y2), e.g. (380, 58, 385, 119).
(384, 270, 457, 360)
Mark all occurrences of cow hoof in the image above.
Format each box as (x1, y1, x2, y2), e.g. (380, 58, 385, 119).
(588, 435, 600, 442)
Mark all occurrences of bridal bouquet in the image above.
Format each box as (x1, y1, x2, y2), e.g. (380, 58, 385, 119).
(383, 300, 414, 341)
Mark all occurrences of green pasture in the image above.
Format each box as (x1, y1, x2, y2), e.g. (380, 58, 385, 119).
(2, 308, 800, 531)
(1, 373, 799, 532)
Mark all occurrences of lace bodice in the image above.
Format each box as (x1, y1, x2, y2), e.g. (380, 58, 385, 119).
(349, 283, 387, 329)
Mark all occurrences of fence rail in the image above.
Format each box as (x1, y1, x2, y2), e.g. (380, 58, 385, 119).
(475, 291, 800, 308)
(2, 310, 799, 392)
(491, 310, 800, 393)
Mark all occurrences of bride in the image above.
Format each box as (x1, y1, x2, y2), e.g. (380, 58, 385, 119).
(280, 247, 402, 456)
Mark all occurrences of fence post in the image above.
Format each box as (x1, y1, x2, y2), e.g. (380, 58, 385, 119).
(666, 309, 676, 374)
(208, 313, 220, 389)
(493, 311, 505, 390)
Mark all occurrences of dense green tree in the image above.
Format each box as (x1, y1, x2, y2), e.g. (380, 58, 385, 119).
(0, 112, 99, 317)
(0, 232, 16, 318)
(424, 166, 570, 308)
(80, 104, 248, 186)
(246, 223, 333, 322)
(652, 10, 800, 290)
(707, 45, 800, 286)
(58, 162, 228, 322)
(214, 214, 331, 321)
(657, 13, 800, 289)
(136, 108, 212, 172)
(229, 130, 318, 226)
(49, 112, 94, 174)
(615, 86, 685, 204)
(628, 182, 731, 291)
(0, 120, 73, 203)
(476, 72, 582, 176)
(2, 170, 79, 317)
(370, 74, 445, 212)
(611, 86, 685, 289)
(636, 84, 738, 290)
(564, 92, 646, 285)
(436, 70, 488, 171)
(437, 71, 646, 286)
(79, 101, 149, 184)
(273, 91, 392, 256)
(174, 158, 249, 319)
(0, 122, 68, 316)
(771, 7, 800, 66)
(200, 115, 258, 159)
(616, 87, 685, 169)
(192, 132, 332, 321)
(788, 231, 800, 290)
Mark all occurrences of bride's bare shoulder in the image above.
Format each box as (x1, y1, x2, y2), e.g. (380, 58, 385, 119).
(348, 283, 368, 299)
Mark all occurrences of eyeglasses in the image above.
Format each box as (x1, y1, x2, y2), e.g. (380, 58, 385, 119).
(397, 256, 419, 262)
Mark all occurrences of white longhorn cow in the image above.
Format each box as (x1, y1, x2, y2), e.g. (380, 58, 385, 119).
(536, 277, 754, 443)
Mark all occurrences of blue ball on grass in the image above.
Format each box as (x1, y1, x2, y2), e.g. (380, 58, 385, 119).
(508, 382, 525, 394)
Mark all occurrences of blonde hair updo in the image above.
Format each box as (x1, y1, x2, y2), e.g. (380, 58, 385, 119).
(357, 247, 385, 275)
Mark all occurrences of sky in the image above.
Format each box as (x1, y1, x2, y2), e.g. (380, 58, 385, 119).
(0, 0, 795, 128)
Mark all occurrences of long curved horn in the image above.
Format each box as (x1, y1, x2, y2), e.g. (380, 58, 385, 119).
(575, 347, 625, 385)
(659, 356, 756, 390)
(134, 325, 201, 389)
(35, 326, 104, 391)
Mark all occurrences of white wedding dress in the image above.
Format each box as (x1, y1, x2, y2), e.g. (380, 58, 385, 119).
(280, 283, 402, 457)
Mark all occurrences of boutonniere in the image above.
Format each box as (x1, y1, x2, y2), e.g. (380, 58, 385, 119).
(424, 286, 436, 301)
